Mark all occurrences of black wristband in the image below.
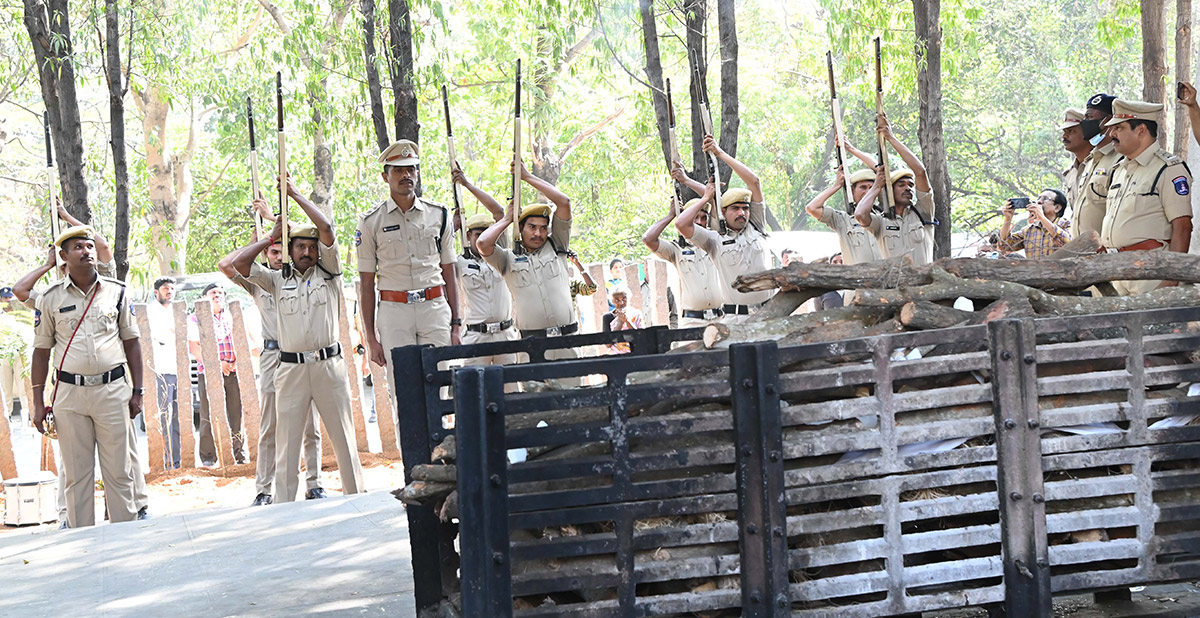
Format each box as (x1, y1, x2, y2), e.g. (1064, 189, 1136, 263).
(450, 318, 462, 327)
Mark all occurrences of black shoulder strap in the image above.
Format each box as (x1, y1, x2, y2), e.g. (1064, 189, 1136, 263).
(434, 203, 448, 254)
(1141, 163, 1171, 197)
(117, 284, 126, 312)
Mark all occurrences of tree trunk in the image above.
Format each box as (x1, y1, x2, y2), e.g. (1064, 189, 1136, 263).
(528, 26, 603, 187)
(106, 0, 130, 280)
(360, 0, 390, 152)
(23, 0, 91, 223)
(1174, 0, 1192, 157)
(310, 83, 334, 217)
(386, 0, 418, 142)
(684, 0, 708, 186)
(133, 85, 196, 276)
(913, 0, 953, 258)
(1142, 0, 1168, 146)
(639, 0, 671, 172)
(715, 0, 738, 163)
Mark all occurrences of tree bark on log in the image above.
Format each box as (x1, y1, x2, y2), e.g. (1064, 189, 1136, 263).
(737, 252, 1200, 294)
(703, 306, 894, 348)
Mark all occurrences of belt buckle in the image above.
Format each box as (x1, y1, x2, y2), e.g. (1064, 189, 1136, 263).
(546, 326, 561, 337)
(1105, 247, 1119, 254)
(704, 309, 716, 319)
(302, 350, 319, 363)
(408, 289, 427, 303)
(486, 322, 501, 334)
(83, 373, 103, 387)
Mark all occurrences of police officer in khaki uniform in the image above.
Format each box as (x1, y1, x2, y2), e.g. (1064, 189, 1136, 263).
(475, 162, 577, 353)
(1100, 99, 1193, 295)
(1060, 108, 1091, 209)
(219, 195, 324, 506)
(854, 114, 937, 266)
(1074, 94, 1123, 237)
(30, 226, 143, 528)
(676, 135, 776, 321)
(642, 191, 724, 329)
(805, 167, 883, 265)
(233, 193, 364, 503)
(357, 140, 461, 428)
(451, 169, 519, 365)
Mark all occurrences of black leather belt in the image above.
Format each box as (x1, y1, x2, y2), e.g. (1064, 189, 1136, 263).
(722, 302, 766, 316)
(521, 322, 579, 338)
(263, 340, 280, 351)
(58, 366, 125, 387)
(280, 343, 342, 364)
(466, 319, 514, 334)
(681, 308, 725, 320)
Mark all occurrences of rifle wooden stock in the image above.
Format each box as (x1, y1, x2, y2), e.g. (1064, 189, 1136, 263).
(276, 72, 288, 252)
(874, 37, 894, 211)
(247, 97, 263, 239)
(827, 51, 853, 210)
(511, 60, 522, 246)
(666, 78, 682, 217)
(442, 85, 466, 252)
(44, 112, 62, 268)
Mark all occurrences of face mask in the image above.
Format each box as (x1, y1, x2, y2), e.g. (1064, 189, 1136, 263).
(1080, 118, 1104, 144)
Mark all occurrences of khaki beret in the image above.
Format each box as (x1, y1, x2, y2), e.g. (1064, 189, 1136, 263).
(464, 213, 494, 231)
(720, 187, 753, 208)
(55, 225, 94, 248)
(848, 169, 875, 185)
(890, 169, 915, 184)
(683, 197, 711, 212)
(1105, 99, 1164, 127)
(519, 204, 552, 222)
(290, 224, 320, 240)
(378, 139, 420, 167)
(1057, 108, 1084, 130)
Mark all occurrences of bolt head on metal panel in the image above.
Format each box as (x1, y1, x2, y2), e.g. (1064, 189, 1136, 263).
(425, 373, 435, 383)
(1001, 350, 1012, 361)
(1010, 492, 1023, 501)
(1027, 419, 1039, 429)
(1003, 419, 1016, 429)
(490, 474, 501, 487)
(492, 552, 505, 564)
(1023, 354, 1035, 364)
(741, 378, 753, 389)
(746, 524, 758, 534)
(1032, 493, 1044, 503)
(764, 384, 777, 395)
(750, 592, 762, 604)
(486, 403, 499, 414)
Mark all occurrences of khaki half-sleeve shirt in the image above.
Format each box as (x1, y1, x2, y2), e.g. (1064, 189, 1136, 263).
(1072, 142, 1121, 237)
(1101, 147, 1193, 249)
(653, 239, 723, 311)
(246, 240, 343, 352)
(355, 196, 454, 292)
(483, 215, 575, 330)
(819, 207, 882, 265)
(33, 275, 138, 376)
(867, 190, 936, 265)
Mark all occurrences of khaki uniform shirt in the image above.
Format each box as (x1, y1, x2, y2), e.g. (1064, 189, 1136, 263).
(819, 207, 882, 265)
(1100, 146, 1193, 249)
(690, 201, 776, 306)
(231, 272, 279, 343)
(246, 240, 343, 352)
(456, 251, 513, 325)
(355, 196, 455, 292)
(866, 190, 936, 265)
(1063, 158, 1086, 212)
(654, 240, 723, 311)
(1073, 142, 1121, 237)
(483, 215, 574, 331)
(33, 275, 138, 376)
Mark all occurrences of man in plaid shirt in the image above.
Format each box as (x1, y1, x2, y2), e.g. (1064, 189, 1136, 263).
(187, 283, 246, 466)
(999, 189, 1072, 259)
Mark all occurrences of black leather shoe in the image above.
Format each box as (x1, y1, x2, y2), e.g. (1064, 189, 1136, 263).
(137, 506, 150, 520)
(251, 493, 273, 506)
(305, 488, 328, 500)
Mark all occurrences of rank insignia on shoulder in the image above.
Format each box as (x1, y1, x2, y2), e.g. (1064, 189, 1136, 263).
(1173, 176, 1190, 196)
(354, 230, 362, 246)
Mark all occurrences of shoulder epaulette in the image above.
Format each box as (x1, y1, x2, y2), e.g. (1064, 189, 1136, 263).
(420, 197, 449, 211)
(361, 199, 387, 219)
(1156, 150, 1184, 166)
(100, 276, 126, 287)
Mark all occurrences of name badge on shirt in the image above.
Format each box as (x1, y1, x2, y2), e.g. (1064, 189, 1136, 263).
(514, 256, 529, 263)
(886, 225, 901, 231)
(682, 250, 695, 256)
(467, 263, 481, 270)
(282, 283, 298, 291)
(59, 305, 76, 313)
(721, 239, 736, 246)
(382, 224, 401, 233)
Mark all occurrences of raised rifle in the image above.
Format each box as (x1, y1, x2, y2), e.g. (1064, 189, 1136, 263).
(276, 72, 289, 252)
(510, 60, 522, 246)
(665, 78, 683, 217)
(827, 51, 854, 211)
(247, 97, 264, 239)
(874, 37, 895, 213)
(44, 112, 62, 268)
(692, 54, 724, 228)
(442, 85, 466, 252)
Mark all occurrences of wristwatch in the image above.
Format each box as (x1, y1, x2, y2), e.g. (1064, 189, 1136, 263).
(132, 387, 145, 395)
(450, 318, 463, 327)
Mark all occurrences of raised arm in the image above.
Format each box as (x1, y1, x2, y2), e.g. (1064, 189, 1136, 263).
(517, 160, 572, 220)
(805, 168, 846, 221)
(13, 246, 57, 303)
(475, 211, 513, 258)
(670, 162, 707, 196)
(231, 219, 280, 278)
(703, 134, 762, 202)
(878, 113, 930, 193)
(453, 169, 505, 220)
(1180, 83, 1200, 149)
(854, 167, 886, 227)
(642, 201, 677, 253)
(675, 181, 716, 240)
(57, 203, 114, 263)
(838, 135, 878, 169)
(283, 176, 334, 246)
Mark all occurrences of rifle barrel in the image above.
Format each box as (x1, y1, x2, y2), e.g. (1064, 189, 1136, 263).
(44, 112, 53, 166)
(277, 71, 288, 252)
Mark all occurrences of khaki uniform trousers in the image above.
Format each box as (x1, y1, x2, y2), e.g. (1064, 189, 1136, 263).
(255, 350, 322, 496)
(461, 327, 520, 366)
(273, 355, 363, 503)
(0, 355, 28, 422)
(52, 411, 147, 522)
(1112, 246, 1167, 295)
(378, 297, 451, 450)
(54, 381, 138, 527)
